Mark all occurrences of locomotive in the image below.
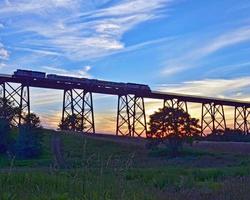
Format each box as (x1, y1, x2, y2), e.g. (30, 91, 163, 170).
(13, 69, 46, 78)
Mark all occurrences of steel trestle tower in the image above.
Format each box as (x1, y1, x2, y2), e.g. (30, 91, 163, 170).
(61, 88, 95, 134)
(116, 94, 147, 137)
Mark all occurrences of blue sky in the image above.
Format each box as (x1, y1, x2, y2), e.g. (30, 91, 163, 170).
(0, 0, 250, 133)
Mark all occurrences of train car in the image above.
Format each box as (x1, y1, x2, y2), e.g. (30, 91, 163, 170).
(126, 83, 151, 91)
(94, 79, 126, 90)
(13, 69, 46, 78)
(47, 74, 82, 83)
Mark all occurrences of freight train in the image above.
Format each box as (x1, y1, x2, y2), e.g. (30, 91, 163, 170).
(12, 69, 151, 92)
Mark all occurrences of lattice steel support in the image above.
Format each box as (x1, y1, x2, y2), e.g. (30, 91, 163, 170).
(62, 89, 95, 133)
(19, 84, 30, 124)
(201, 103, 226, 135)
(116, 95, 147, 137)
(132, 96, 147, 137)
(116, 95, 132, 136)
(234, 106, 250, 134)
(163, 98, 188, 112)
(1, 82, 30, 125)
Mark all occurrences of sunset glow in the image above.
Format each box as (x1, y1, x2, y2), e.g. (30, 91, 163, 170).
(0, 0, 250, 134)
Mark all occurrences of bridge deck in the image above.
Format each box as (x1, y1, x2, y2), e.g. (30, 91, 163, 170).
(1, 74, 250, 107)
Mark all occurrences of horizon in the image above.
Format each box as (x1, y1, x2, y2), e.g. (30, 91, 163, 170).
(0, 0, 250, 133)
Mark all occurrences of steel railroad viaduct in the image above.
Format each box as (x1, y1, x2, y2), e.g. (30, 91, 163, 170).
(0, 69, 250, 137)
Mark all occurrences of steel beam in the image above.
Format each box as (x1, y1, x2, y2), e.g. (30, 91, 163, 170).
(201, 103, 226, 135)
(234, 106, 250, 134)
(61, 89, 95, 133)
(163, 98, 188, 112)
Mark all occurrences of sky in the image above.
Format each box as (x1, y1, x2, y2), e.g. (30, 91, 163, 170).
(0, 0, 250, 134)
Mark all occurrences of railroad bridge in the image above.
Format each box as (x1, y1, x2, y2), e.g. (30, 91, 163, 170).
(0, 70, 250, 137)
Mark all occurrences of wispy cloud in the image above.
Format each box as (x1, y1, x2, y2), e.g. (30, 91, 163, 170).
(156, 76, 250, 101)
(0, 43, 9, 60)
(13, 47, 60, 56)
(162, 26, 250, 76)
(0, 0, 172, 61)
(204, 61, 250, 77)
(0, 62, 7, 68)
(0, 0, 76, 14)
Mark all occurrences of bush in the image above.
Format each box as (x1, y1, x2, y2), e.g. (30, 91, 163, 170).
(0, 119, 12, 154)
(15, 125, 43, 159)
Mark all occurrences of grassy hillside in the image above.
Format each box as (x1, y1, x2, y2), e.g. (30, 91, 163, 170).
(0, 130, 250, 200)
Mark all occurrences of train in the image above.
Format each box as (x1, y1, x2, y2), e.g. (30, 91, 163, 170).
(12, 69, 151, 92)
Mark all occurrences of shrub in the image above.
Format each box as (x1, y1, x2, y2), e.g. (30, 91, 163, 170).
(0, 119, 11, 153)
(15, 113, 43, 159)
(15, 125, 43, 159)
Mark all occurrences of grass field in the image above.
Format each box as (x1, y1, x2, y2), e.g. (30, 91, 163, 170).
(1, 130, 250, 200)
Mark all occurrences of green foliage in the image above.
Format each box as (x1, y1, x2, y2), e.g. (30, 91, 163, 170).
(1, 166, 250, 200)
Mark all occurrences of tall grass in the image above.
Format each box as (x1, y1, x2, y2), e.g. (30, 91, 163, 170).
(1, 131, 250, 199)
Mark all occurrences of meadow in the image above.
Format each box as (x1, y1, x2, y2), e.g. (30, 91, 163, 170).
(0, 130, 250, 200)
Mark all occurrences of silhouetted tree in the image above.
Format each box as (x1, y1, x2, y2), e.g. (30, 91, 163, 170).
(0, 97, 19, 125)
(206, 128, 249, 142)
(15, 113, 43, 159)
(59, 114, 83, 132)
(0, 98, 19, 153)
(23, 113, 41, 129)
(147, 107, 201, 156)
